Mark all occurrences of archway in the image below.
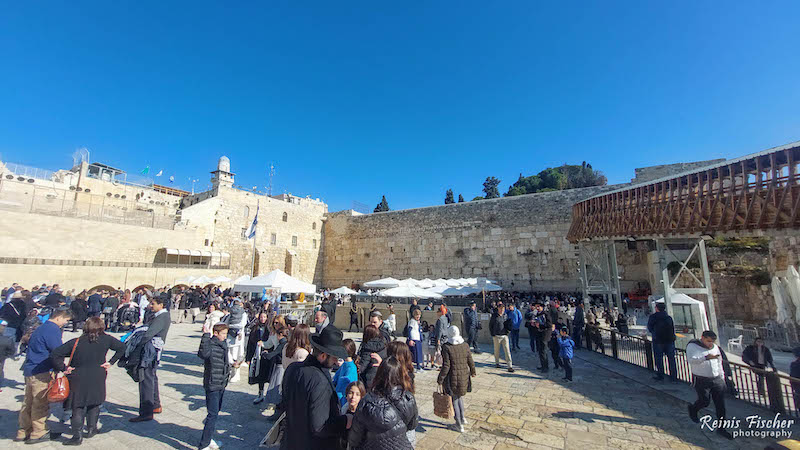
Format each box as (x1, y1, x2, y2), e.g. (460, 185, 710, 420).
(132, 284, 154, 294)
(88, 285, 115, 294)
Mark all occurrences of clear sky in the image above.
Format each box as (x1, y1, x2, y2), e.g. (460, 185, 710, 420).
(2, 2, 799, 212)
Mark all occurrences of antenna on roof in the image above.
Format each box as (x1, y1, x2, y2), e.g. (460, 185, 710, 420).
(72, 147, 90, 167)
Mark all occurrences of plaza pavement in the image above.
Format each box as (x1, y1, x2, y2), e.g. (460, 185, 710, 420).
(0, 322, 794, 449)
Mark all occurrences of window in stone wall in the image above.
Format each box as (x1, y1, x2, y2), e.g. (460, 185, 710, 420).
(313, 239, 317, 249)
(292, 236, 297, 246)
(242, 206, 250, 218)
(241, 228, 247, 240)
(204, 239, 209, 246)
(282, 212, 288, 222)
(312, 222, 316, 230)
(271, 233, 277, 245)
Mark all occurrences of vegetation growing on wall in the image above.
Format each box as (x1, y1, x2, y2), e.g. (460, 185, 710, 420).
(706, 236, 770, 254)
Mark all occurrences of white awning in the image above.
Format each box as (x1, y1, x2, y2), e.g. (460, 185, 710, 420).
(190, 250, 202, 257)
(165, 248, 179, 255)
(178, 249, 191, 256)
(221, 252, 231, 260)
(211, 252, 222, 259)
(201, 251, 212, 257)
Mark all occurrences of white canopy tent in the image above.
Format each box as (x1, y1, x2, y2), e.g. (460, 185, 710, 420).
(175, 275, 196, 284)
(210, 276, 232, 284)
(233, 269, 317, 294)
(378, 285, 443, 299)
(331, 286, 359, 295)
(417, 278, 435, 289)
(398, 278, 421, 287)
(232, 275, 251, 284)
(363, 277, 401, 289)
(482, 283, 503, 292)
(426, 286, 480, 297)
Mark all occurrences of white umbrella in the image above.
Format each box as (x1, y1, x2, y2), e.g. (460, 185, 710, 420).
(483, 283, 503, 292)
(331, 286, 358, 295)
(399, 278, 421, 287)
(193, 275, 215, 285)
(432, 278, 449, 287)
(363, 277, 401, 289)
(378, 285, 443, 299)
(772, 276, 791, 325)
(445, 279, 462, 287)
(785, 266, 800, 323)
(427, 286, 480, 297)
(234, 269, 316, 294)
(175, 275, 196, 284)
(417, 278, 435, 289)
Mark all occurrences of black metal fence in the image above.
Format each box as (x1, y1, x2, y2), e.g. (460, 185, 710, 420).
(587, 326, 800, 417)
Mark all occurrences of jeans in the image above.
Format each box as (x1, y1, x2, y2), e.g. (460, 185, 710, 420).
(200, 389, 225, 449)
(562, 358, 573, 380)
(653, 341, 677, 381)
(452, 396, 465, 424)
(510, 329, 520, 349)
(138, 367, 161, 417)
(692, 376, 726, 419)
(409, 340, 423, 369)
(492, 335, 512, 368)
(465, 328, 479, 352)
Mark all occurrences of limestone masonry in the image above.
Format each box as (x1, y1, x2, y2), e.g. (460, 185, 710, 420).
(2, 153, 799, 325)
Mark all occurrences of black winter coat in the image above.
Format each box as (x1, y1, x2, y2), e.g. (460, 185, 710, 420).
(70, 299, 89, 322)
(198, 334, 231, 392)
(742, 344, 775, 369)
(525, 311, 551, 342)
(489, 311, 510, 336)
(0, 299, 27, 329)
(357, 338, 387, 388)
(281, 356, 348, 450)
(348, 387, 418, 450)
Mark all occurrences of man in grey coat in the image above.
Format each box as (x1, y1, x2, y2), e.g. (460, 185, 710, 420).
(130, 296, 171, 422)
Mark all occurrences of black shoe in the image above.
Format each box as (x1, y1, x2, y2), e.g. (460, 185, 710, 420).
(25, 435, 53, 445)
(129, 416, 153, 423)
(63, 435, 82, 446)
(688, 405, 699, 423)
(85, 428, 98, 439)
(495, 364, 501, 369)
(508, 367, 515, 373)
(716, 428, 733, 440)
(539, 368, 549, 373)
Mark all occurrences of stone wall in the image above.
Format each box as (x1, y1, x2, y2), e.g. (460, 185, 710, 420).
(322, 184, 627, 291)
(632, 159, 726, 183)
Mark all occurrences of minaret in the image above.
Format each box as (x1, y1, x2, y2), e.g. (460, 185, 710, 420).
(211, 156, 235, 188)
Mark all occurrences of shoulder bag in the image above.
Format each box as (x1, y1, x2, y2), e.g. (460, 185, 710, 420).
(47, 338, 79, 402)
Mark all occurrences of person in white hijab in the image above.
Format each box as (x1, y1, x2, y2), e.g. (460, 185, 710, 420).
(438, 325, 475, 433)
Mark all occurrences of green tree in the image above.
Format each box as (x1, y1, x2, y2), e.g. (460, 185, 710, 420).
(505, 163, 606, 196)
(482, 176, 501, 199)
(373, 195, 390, 212)
(444, 189, 455, 204)
(458, 194, 465, 203)
(472, 196, 484, 201)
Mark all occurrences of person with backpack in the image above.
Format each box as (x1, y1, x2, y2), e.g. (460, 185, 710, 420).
(647, 303, 677, 382)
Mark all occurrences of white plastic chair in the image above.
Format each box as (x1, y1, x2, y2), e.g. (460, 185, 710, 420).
(727, 335, 744, 353)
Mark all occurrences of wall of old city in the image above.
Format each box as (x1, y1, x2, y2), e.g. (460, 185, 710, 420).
(322, 184, 634, 291)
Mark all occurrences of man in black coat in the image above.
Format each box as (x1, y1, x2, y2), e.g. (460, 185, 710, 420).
(647, 302, 677, 382)
(742, 337, 776, 396)
(525, 303, 552, 372)
(103, 294, 120, 330)
(197, 322, 240, 450)
(70, 297, 89, 332)
(87, 292, 103, 318)
(462, 302, 481, 353)
(281, 326, 350, 450)
(42, 285, 64, 308)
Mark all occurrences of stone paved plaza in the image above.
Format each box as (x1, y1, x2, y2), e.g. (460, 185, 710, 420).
(0, 322, 788, 449)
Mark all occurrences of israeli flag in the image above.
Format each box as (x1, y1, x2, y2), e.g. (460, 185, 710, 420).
(246, 205, 259, 239)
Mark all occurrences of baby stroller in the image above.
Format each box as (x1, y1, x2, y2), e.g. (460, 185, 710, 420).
(113, 306, 140, 333)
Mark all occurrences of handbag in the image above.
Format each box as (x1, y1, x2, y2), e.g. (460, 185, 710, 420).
(47, 338, 79, 403)
(432, 385, 454, 419)
(260, 411, 286, 447)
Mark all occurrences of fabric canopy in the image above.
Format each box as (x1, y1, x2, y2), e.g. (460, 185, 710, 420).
(233, 269, 317, 294)
(331, 286, 358, 295)
(378, 285, 442, 299)
(210, 276, 232, 283)
(232, 275, 251, 284)
(426, 286, 480, 297)
(363, 277, 401, 288)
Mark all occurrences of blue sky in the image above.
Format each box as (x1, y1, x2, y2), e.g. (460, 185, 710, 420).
(1, 2, 799, 212)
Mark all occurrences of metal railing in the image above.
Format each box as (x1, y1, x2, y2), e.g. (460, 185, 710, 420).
(3, 162, 56, 181)
(0, 180, 177, 230)
(0, 256, 230, 270)
(584, 326, 800, 417)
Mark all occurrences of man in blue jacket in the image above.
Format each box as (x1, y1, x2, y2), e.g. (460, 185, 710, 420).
(506, 303, 523, 351)
(16, 309, 72, 443)
(462, 302, 481, 353)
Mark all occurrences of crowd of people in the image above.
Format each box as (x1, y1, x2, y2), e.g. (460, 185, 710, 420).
(4, 281, 792, 446)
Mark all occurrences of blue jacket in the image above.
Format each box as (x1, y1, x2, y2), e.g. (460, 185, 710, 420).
(462, 308, 479, 331)
(332, 360, 358, 406)
(506, 309, 523, 330)
(558, 336, 575, 360)
(22, 320, 63, 376)
(88, 294, 102, 313)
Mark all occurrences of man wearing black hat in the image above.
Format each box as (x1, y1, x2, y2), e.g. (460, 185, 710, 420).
(280, 325, 350, 450)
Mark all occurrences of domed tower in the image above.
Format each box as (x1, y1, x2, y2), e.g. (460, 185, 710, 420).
(211, 156, 235, 188)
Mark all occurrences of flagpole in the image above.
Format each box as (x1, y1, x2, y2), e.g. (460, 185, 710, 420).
(250, 199, 259, 277)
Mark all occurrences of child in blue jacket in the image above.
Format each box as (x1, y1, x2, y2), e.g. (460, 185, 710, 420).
(558, 327, 575, 382)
